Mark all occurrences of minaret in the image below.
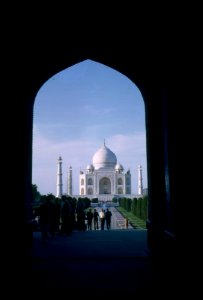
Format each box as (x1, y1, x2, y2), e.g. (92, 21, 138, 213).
(56, 156, 63, 198)
(67, 166, 73, 196)
(138, 164, 143, 195)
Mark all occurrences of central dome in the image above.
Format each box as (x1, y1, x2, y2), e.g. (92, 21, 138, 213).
(92, 143, 117, 170)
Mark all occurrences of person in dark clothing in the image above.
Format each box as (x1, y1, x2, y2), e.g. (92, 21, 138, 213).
(86, 208, 94, 230)
(61, 197, 72, 236)
(105, 208, 112, 229)
(93, 208, 99, 230)
(76, 199, 86, 231)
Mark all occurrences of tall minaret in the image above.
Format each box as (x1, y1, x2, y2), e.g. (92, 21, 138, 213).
(56, 156, 63, 198)
(138, 164, 143, 195)
(67, 166, 73, 196)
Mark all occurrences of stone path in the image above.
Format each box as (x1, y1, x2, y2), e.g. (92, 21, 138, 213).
(95, 206, 133, 230)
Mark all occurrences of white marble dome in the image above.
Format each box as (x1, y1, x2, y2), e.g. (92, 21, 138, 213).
(115, 162, 124, 171)
(86, 164, 94, 170)
(92, 144, 117, 170)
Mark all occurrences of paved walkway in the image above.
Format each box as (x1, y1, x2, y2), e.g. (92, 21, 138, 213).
(29, 229, 155, 293)
(31, 228, 148, 258)
(27, 227, 185, 295)
(26, 208, 181, 294)
(95, 206, 133, 230)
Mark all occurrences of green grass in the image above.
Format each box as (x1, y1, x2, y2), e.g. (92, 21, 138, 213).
(116, 207, 147, 229)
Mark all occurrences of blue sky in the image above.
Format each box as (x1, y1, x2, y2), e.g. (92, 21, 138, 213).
(32, 59, 147, 196)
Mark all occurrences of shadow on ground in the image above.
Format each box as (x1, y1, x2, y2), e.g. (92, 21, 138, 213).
(25, 229, 183, 295)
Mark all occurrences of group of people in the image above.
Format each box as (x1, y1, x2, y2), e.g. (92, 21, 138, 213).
(86, 208, 112, 231)
(35, 197, 113, 243)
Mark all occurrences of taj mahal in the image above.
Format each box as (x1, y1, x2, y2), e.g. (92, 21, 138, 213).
(56, 141, 144, 201)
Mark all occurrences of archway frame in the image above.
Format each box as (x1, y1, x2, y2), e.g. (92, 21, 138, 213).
(12, 47, 177, 256)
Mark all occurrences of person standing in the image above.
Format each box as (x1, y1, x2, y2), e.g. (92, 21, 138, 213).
(86, 208, 94, 230)
(76, 199, 86, 231)
(99, 208, 105, 230)
(60, 196, 72, 236)
(105, 208, 112, 229)
(93, 208, 99, 230)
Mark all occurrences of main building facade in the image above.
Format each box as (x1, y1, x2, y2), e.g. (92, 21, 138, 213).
(56, 142, 144, 201)
(79, 142, 132, 201)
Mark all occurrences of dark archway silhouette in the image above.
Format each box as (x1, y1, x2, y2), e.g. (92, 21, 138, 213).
(7, 42, 191, 293)
(11, 46, 178, 253)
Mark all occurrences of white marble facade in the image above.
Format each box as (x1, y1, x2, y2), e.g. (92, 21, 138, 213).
(79, 142, 131, 200)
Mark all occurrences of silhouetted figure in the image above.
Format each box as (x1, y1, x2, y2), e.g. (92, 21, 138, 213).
(76, 199, 86, 231)
(93, 208, 99, 230)
(105, 208, 112, 229)
(86, 208, 94, 230)
(61, 197, 72, 236)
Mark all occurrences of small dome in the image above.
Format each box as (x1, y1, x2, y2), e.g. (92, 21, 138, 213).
(115, 163, 124, 171)
(86, 164, 94, 170)
(92, 143, 117, 170)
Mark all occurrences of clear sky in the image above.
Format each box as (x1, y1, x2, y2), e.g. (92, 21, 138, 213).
(32, 59, 148, 196)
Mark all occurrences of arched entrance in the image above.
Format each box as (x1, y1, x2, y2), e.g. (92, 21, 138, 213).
(99, 177, 111, 194)
(10, 44, 179, 261)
